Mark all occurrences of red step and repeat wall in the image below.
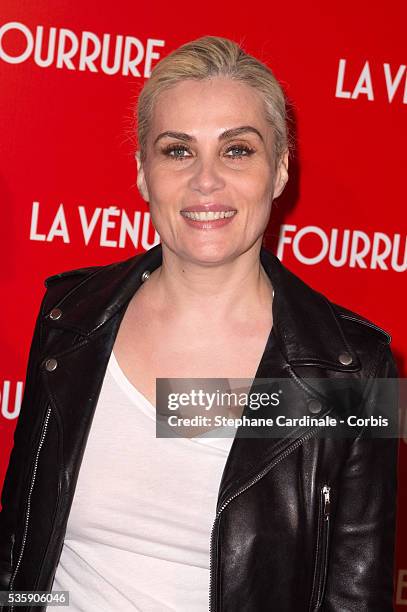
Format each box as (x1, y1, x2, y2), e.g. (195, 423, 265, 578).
(1, 0, 406, 605)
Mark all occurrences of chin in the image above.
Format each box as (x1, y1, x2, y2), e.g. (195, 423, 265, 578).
(178, 240, 238, 266)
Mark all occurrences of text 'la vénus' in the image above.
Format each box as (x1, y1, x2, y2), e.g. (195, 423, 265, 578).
(30, 201, 160, 249)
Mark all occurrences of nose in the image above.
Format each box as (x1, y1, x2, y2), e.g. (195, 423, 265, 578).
(187, 155, 226, 195)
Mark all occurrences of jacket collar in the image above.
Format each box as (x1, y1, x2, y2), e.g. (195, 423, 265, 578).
(43, 243, 361, 372)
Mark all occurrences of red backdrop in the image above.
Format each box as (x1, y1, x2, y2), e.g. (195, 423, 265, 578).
(1, 0, 406, 605)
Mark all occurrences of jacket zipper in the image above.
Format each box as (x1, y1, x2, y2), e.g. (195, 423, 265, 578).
(8, 405, 52, 610)
(309, 484, 331, 611)
(208, 427, 321, 612)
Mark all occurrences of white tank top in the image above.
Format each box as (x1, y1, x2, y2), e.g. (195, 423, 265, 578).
(52, 349, 236, 611)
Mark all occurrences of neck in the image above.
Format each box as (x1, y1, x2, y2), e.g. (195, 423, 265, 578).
(145, 241, 274, 327)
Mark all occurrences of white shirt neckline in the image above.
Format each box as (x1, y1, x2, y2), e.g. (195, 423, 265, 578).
(107, 350, 237, 450)
(108, 349, 156, 421)
(108, 285, 274, 404)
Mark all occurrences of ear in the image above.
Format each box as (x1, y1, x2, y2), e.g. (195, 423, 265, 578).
(272, 149, 289, 200)
(135, 150, 150, 202)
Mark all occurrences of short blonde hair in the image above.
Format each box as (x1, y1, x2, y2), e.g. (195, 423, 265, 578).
(136, 35, 292, 168)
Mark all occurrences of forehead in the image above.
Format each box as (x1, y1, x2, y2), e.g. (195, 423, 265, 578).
(150, 77, 270, 137)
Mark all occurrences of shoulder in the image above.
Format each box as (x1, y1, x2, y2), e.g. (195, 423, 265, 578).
(40, 252, 145, 314)
(329, 299, 391, 345)
(43, 252, 144, 289)
(40, 263, 106, 316)
(41, 259, 122, 307)
(327, 297, 396, 377)
(44, 265, 101, 288)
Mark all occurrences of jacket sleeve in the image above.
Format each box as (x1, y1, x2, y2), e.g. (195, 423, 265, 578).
(0, 291, 46, 592)
(324, 342, 400, 611)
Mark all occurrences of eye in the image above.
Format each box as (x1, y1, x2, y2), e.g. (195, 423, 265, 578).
(224, 144, 255, 159)
(160, 142, 256, 162)
(162, 144, 191, 161)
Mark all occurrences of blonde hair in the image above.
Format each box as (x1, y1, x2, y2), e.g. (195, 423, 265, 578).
(136, 35, 292, 168)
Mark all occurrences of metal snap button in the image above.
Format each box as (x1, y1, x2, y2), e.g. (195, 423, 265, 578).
(49, 308, 62, 320)
(338, 352, 353, 366)
(307, 398, 323, 414)
(141, 270, 150, 282)
(44, 358, 58, 372)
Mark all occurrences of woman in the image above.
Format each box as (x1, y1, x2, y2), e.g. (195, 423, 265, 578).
(0, 36, 399, 611)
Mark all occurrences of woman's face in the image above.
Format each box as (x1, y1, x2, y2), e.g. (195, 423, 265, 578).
(136, 76, 288, 265)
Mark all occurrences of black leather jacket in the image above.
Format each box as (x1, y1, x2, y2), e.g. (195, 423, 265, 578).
(0, 244, 399, 611)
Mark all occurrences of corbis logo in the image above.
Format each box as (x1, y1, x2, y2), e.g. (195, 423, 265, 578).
(0, 21, 165, 76)
(278, 224, 406, 271)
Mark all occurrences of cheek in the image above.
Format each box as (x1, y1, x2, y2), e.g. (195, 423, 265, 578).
(233, 169, 274, 205)
(146, 167, 180, 206)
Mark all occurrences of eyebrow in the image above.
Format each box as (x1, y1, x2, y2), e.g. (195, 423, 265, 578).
(153, 125, 264, 146)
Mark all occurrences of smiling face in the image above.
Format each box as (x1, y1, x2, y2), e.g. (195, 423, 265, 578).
(136, 76, 288, 265)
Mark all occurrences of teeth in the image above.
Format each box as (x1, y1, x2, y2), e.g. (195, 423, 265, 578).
(181, 210, 237, 221)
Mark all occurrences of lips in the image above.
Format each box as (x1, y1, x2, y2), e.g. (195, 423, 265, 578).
(180, 203, 238, 222)
(180, 203, 237, 213)
(181, 210, 236, 221)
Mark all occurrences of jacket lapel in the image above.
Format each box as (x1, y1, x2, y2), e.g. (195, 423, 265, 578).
(40, 243, 362, 504)
(42, 243, 361, 370)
